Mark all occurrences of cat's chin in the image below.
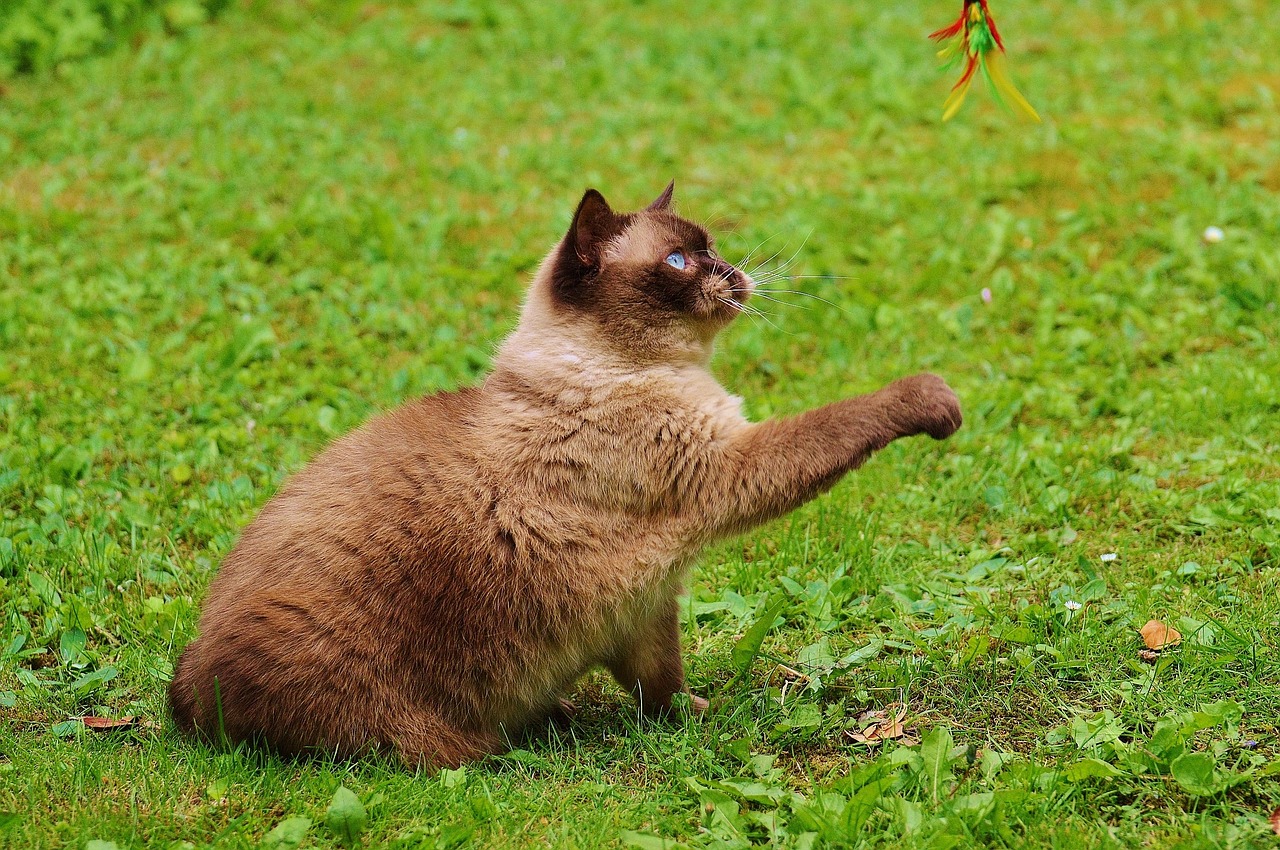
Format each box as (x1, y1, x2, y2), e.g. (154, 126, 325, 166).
(720, 274, 754, 312)
(716, 285, 754, 323)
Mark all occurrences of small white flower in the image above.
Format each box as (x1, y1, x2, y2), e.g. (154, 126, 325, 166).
(1065, 600, 1082, 611)
(980, 287, 993, 303)
(1100, 553, 1118, 562)
(1202, 226, 1224, 244)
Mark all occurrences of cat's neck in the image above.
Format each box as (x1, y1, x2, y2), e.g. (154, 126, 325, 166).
(492, 325, 707, 407)
(492, 274, 713, 392)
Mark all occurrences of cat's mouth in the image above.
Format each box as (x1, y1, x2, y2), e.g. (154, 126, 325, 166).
(701, 254, 754, 313)
(715, 268, 754, 318)
(728, 272, 755, 304)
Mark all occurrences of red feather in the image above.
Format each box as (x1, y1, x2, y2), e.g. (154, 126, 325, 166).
(980, 0, 1007, 51)
(950, 54, 979, 92)
(929, 15, 966, 41)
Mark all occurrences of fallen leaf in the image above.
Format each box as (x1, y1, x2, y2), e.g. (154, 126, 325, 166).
(1140, 620, 1182, 651)
(80, 716, 137, 732)
(846, 704, 917, 746)
(1270, 806, 1279, 836)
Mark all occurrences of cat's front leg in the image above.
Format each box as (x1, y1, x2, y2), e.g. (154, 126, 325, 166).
(704, 373, 962, 536)
(607, 596, 708, 716)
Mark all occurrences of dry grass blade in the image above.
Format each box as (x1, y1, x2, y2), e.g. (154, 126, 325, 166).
(776, 663, 809, 683)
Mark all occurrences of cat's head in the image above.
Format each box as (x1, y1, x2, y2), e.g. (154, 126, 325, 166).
(524, 184, 753, 362)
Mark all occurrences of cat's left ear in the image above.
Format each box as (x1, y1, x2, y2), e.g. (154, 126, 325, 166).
(646, 180, 675, 212)
(569, 189, 623, 267)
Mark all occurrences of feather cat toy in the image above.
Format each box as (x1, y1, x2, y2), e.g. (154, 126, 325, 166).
(931, 0, 1040, 121)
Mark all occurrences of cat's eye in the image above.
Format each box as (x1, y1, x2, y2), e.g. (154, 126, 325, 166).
(664, 251, 686, 270)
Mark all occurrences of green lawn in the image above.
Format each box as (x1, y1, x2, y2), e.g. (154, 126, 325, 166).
(3, 0, 1280, 847)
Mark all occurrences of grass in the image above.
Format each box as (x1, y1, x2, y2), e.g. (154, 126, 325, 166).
(2, 0, 1279, 846)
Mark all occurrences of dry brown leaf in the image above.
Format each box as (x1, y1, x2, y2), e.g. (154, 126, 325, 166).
(80, 715, 137, 732)
(1140, 619, 1182, 651)
(1270, 806, 1280, 836)
(854, 703, 908, 725)
(846, 704, 914, 746)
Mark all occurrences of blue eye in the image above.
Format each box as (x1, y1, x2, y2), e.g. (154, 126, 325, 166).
(665, 251, 686, 270)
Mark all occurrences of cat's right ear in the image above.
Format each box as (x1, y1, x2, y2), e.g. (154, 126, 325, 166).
(646, 180, 675, 212)
(568, 189, 621, 267)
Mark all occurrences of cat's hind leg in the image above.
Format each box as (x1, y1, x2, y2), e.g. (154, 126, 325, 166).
(392, 711, 502, 770)
(607, 596, 708, 717)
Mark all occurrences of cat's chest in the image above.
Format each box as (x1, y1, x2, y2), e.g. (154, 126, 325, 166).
(489, 362, 746, 503)
(582, 366, 746, 452)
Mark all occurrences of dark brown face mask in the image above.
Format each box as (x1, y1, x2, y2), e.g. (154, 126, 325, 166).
(549, 184, 752, 333)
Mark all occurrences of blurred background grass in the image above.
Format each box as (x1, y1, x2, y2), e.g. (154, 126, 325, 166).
(0, 0, 229, 76)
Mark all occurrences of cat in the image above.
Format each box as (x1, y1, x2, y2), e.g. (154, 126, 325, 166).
(168, 183, 963, 767)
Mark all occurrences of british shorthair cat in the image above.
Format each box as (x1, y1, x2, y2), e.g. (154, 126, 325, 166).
(169, 183, 962, 767)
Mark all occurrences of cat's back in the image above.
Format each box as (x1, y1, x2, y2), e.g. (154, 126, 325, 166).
(199, 387, 487, 614)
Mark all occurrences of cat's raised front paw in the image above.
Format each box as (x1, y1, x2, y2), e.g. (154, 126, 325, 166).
(891, 373, 963, 440)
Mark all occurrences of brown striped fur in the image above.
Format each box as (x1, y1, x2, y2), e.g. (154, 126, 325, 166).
(168, 185, 962, 767)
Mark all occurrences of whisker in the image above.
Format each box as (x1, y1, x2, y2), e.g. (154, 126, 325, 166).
(745, 243, 790, 277)
(718, 296, 792, 336)
(718, 295, 764, 318)
(747, 229, 814, 281)
(701, 214, 739, 237)
(755, 250, 804, 280)
(752, 274, 855, 283)
(749, 229, 813, 279)
(736, 230, 786, 267)
(737, 231, 793, 275)
(741, 286, 848, 313)
(717, 295, 747, 313)
(745, 291, 809, 311)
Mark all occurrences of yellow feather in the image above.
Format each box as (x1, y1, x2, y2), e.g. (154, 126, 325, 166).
(986, 51, 1041, 122)
(942, 75, 974, 121)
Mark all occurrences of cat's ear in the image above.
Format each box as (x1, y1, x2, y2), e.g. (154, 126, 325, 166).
(569, 189, 622, 267)
(646, 180, 675, 212)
